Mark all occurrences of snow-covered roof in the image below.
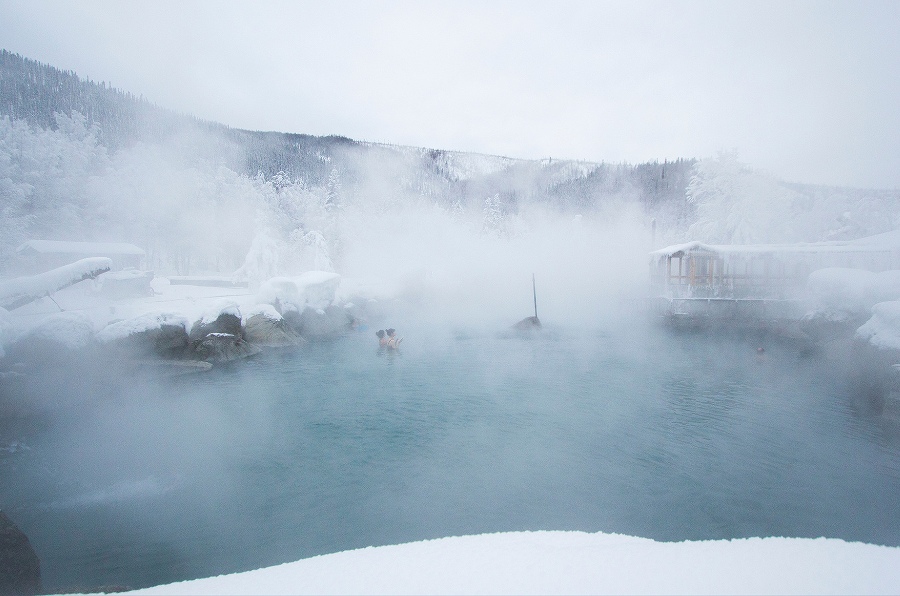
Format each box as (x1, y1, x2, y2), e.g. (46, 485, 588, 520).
(16, 240, 145, 256)
(651, 230, 900, 258)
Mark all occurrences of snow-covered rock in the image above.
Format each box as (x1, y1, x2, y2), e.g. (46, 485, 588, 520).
(190, 300, 243, 342)
(198, 299, 242, 326)
(243, 305, 302, 347)
(193, 332, 260, 363)
(97, 312, 190, 343)
(857, 301, 900, 351)
(3, 312, 96, 364)
(257, 272, 341, 314)
(96, 311, 191, 358)
(241, 303, 282, 324)
(17, 312, 95, 350)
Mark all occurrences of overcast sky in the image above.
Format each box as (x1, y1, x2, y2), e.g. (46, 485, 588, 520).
(1, 1, 898, 188)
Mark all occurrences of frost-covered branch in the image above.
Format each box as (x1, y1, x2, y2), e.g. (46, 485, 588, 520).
(0, 257, 111, 310)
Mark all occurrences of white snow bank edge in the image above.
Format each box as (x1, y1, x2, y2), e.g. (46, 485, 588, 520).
(125, 531, 900, 596)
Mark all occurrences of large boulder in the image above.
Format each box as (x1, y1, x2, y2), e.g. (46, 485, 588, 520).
(242, 305, 302, 347)
(193, 333, 260, 363)
(96, 312, 190, 359)
(857, 301, 900, 352)
(0, 511, 41, 596)
(189, 300, 244, 342)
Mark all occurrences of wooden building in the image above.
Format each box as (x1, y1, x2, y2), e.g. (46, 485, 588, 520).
(650, 230, 900, 322)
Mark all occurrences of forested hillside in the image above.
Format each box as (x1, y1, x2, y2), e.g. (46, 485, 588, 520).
(2, 49, 895, 282)
(0, 50, 699, 278)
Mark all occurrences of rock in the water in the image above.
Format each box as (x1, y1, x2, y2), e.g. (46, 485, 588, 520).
(243, 313, 302, 347)
(97, 312, 190, 359)
(513, 316, 542, 331)
(190, 312, 243, 342)
(0, 511, 41, 596)
(193, 333, 260, 363)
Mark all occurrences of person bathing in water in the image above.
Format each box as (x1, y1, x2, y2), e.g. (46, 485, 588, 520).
(386, 328, 402, 349)
(376, 328, 402, 349)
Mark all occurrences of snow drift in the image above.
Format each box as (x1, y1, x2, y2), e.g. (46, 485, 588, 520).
(128, 531, 900, 596)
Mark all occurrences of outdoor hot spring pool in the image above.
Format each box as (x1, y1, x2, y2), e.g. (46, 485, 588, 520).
(2, 317, 900, 592)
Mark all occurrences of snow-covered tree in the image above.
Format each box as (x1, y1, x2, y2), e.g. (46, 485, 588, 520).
(233, 228, 280, 287)
(686, 152, 801, 244)
(482, 193, 505, 237)
(271, 170, 292, 192)
(323, 167, 341, 213)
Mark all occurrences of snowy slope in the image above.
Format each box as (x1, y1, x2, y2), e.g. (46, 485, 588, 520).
(127, 531, 900, 596)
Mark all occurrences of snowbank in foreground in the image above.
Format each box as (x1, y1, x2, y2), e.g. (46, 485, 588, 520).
(127, 531, 900, 595)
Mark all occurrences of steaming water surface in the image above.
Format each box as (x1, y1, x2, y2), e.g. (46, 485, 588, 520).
(2, 320, 900, 591)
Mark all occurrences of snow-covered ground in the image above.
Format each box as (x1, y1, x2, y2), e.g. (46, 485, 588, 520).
(125, 531, 900, 595)
(1, 271, 355, 346)
(6, 274, 252, 331)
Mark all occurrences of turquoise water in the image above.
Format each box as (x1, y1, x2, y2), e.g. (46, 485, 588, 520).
(2, 318, 900, 591)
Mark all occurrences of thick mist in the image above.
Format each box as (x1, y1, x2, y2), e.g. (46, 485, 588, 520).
(3, 111, 898, 292)
(3, 44, 900, 593)
(6, 305, 900, 593)
(339, 201, 652, 332)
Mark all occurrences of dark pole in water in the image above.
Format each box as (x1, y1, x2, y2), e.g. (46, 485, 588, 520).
(532, 273, 538, 319)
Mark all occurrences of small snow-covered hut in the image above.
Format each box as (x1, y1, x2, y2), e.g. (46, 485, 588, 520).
(650, 230, 900, 320)
(16, 240, 145, 273)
